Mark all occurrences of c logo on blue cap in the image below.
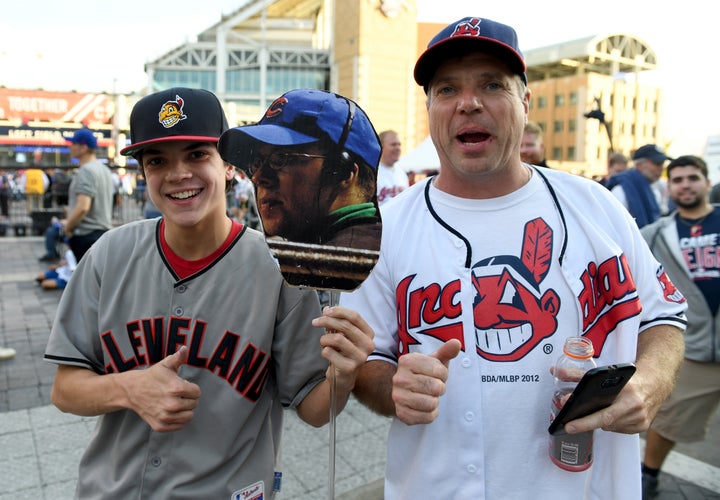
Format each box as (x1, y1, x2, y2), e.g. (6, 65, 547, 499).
(265, 97, 288, 118)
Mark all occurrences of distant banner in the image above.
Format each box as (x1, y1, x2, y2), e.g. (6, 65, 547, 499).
(0, 88, 114, 124)
(0, 125, 112, 146)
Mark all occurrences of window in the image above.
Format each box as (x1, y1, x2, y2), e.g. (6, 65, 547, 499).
(554, 94, 565, 106)
(553, 120, 563, 133)
(569, 119, 576, 132)
(537, 96, 547, 109)
(569, 92, 578, 105)
(552, 147, 562, 160)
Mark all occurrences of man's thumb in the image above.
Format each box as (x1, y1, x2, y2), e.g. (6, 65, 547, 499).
(164, 345, 189, 372)
(432, 339, 462, 366)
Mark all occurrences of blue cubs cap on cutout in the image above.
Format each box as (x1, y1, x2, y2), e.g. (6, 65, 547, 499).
(632, 144, 672, 164)
(65, 128, 98, 149)
(218, 89, 381, 172)
(414, 17, 527, 88)
(120, 87, 228, 156)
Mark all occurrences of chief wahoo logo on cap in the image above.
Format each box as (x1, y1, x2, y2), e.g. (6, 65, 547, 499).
(452, 17, 482, 37)
(158, 95, 187, 129)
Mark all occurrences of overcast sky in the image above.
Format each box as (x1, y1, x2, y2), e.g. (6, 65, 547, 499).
(1, 0, 717, 157)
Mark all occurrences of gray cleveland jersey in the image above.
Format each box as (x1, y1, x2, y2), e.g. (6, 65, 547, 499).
(44, 219, 326, 499)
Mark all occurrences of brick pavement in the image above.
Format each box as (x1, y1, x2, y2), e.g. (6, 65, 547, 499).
(0, 235, 718, 499)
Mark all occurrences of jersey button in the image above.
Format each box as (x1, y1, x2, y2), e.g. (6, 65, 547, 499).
(151, 457, 162, 467)
(176, 285, 187, 293)
(466, 464, 477, 474)
(174, 307, 184, 315)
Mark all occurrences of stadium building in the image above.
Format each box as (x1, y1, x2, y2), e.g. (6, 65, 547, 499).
(1, 0, 667, 178)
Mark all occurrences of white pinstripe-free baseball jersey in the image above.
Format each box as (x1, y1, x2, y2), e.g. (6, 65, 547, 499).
(342, 169, 687, 500)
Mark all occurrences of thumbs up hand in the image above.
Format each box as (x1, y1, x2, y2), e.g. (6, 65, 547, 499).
(125, 346, 202, 432)
(392, 339, 461, 425)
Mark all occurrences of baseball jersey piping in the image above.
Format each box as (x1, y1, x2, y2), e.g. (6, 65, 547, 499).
(424, 178, 473, 268)
(533, 165, 570, 265)
(422, 167, 571, 269)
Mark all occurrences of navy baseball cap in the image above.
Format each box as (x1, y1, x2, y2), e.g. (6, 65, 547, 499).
(65, 128, 98, 149)
(218, 89, 381, 172)
(414, 17, 527, 89)
(120, 87, 228, 156)
(632, 144, 672, 164)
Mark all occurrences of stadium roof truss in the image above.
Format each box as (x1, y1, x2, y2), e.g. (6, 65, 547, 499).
(524, 33, 657, 81)
(145, 0, 330, 93)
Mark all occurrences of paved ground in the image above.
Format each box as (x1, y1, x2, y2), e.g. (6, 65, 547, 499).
(1, 235, 718, 499)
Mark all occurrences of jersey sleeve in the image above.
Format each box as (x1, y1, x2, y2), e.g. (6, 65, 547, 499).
(340, 238, 400, 365)
(44, 232, 109, 373)
(271, 285, 328, 409)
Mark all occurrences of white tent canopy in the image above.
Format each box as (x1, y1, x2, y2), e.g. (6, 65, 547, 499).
(395, 136, 440, 173)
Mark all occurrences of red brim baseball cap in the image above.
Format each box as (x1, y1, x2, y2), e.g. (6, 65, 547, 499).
(414, 17, 527, 89)
(120, 87, 228, 156)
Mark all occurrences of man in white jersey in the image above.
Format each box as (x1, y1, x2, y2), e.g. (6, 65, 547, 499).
(44, 87, 374, 499)
(341, 17, 687, 500)
(376, 129, 409, 205)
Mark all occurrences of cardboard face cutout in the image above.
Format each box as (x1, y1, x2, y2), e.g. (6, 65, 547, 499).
(218, 90, 382, 292)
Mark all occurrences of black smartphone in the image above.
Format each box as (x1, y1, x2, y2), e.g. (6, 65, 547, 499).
(548, 363, 636, 435)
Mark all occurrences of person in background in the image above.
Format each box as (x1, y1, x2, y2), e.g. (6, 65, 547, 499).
(341, 16, 686, 500)
(51, 168, 72, 207)
(376, 130, 409, 205)
(710, 176, 720, 203)
(0, 168, 11, 218)
(640, 155, 720, 499)
(38, 216, 65, 263)
(600, 151, 629, 187)
(44, 87, 374, 499)
(43, 168, 56, 208)
(60, 129, 115, 261)
(36, 247, 77, 290)
(607, 143, 671, 227)
(520, 121, 550, 168)
(23, 167, 49, 213)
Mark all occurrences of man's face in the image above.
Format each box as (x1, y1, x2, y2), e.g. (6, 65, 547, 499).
(249, 144, 331, 241)
(380, 133, 402, 166)
(636, 158, 665, 182)
(668, 165, 711, 209)
(426, 52, 529, 189)
(520, 132, 544, 165)
(68, 142, 85, 160)
(608, 159, 628, 176)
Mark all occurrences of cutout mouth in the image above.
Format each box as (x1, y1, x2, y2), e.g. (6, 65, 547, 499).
(258, 196, 281, 210)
